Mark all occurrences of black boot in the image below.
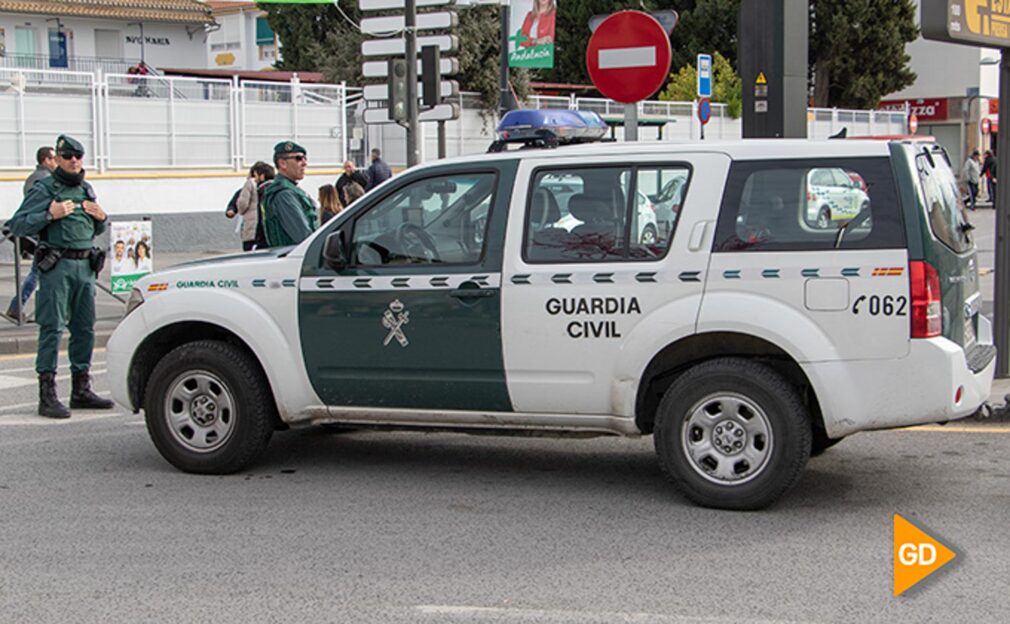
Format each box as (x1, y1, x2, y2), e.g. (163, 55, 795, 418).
(38, 372, 70, 419)
(70, 370, 114, 410)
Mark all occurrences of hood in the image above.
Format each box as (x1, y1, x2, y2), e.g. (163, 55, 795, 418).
(170, 246, 294, 270)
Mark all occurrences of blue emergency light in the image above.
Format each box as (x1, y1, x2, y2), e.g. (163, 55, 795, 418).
(489, 109, 609, 152)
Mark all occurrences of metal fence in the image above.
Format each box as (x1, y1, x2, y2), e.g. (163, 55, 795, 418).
(1, 66, 908, 171)
(0, 67, 350, 171)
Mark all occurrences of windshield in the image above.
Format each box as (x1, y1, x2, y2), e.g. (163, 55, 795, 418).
(916, 152, 972, 254)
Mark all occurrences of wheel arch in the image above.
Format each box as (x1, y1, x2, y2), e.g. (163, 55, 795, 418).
(127, 321, 286, 430)
(634, 331, 825, 437)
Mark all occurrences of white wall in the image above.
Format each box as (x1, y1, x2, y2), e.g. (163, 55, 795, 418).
(206, 9, 275, 71)
(0, 172, 343, 221)
(0, 14, 207, 68)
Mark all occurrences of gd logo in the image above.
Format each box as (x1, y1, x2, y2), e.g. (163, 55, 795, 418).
(893, 514, 957, 596)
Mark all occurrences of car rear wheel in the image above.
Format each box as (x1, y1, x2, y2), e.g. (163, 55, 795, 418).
(654, 358, 811, 510)
(817, 207, 831, 229)
(145, 340, 275, 474)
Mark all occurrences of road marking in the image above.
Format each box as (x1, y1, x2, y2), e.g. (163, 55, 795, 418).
(0, 412, 123, 426)
(0, 368, 110, 391)
(900, 424, 1010, 433)
(0, 360, 107, 375)
(598, 46, 657, 70)
(414, 605, 811, 623)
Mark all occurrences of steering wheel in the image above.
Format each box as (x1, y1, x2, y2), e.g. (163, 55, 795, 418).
(395, 223, 439, 263)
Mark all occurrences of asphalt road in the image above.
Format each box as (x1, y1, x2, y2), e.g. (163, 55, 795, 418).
(1, 351, 1009, 623)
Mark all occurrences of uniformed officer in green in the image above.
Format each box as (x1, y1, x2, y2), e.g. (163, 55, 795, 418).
(5, 135, 115, 418)
(261, 141, 317, 247)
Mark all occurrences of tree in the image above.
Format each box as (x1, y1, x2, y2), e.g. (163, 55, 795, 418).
(810, 0, 918, 108)
(258, 2, 527, 114)
(659, 51, 742, 118)
(664, 0, 740, 74)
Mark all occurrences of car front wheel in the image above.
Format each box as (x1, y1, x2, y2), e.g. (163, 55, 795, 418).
(144, 340, 275, 474)
(654, 358, 811, 510)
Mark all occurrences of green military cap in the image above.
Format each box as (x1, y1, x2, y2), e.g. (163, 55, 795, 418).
(55, 134, 85, 157)
(274, 140, 307, 157)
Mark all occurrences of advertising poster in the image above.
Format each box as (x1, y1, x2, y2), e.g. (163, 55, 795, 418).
(509, 0, 557, 69)
(110, 221, 153, 293)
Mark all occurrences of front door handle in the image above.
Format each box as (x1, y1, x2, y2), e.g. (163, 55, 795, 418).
(450, 281, 496, 299)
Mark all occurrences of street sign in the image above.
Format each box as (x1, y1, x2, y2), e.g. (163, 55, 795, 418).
(922, 1, 1010, 47)
(362, 57, 459, 78)
(361, 12, 457, 35)
(362, 35, 458, 57)
(585, 11, 672, 104)
(363, 102, 460, 124)
(359, 0, 455, 10)
(698, 97, 712, 125)
(909, 113, 919, 134)
(363, 80, 459, 101)
(697, 53, 712, 98)
(589, 10, 678, 34)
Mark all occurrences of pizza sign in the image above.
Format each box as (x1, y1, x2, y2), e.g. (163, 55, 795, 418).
(878, 98, 949, 122)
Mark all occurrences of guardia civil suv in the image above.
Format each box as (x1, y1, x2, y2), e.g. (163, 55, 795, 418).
(107, 115, 993, 510)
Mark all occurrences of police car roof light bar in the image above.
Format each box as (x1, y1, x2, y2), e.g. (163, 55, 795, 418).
(488, 109, 610, 153)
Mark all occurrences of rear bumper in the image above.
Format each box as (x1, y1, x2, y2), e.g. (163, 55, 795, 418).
(805, 317, 995, 438)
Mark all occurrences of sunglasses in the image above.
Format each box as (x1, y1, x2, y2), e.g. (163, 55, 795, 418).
(282, 154, 307, 163)
(59, 152, 84, 161)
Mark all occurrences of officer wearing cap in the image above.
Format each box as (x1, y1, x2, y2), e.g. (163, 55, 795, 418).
(5, 135, 114, 418)
(261, 141, 317, 247)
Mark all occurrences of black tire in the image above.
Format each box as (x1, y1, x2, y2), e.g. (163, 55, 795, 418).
(144, 340, 275, 474)
(817, 207, 831, 229)
(653, 358, 811, 510)
(810, 429, 845, 457)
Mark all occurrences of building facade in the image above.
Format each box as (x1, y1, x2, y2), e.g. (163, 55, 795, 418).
(206, 1, 279, 72)
(0, 0, 212, 74)
(883, 1, 1001, 169)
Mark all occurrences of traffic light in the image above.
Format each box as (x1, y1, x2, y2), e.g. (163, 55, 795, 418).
(421, 45, 440, 108)
(388, 58, 408, 124)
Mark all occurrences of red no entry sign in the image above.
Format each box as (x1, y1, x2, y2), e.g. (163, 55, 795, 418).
(586, 11, 672, 104)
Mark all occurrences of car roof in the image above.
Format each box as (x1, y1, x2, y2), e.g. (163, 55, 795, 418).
(415, 138, 901, 173)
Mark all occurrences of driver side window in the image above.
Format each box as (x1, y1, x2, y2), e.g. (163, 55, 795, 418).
(351, 172, 496, 266)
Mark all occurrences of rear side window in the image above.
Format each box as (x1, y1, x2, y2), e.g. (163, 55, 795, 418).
(915, 153, 972, 253)
(713, 157, 905, 252)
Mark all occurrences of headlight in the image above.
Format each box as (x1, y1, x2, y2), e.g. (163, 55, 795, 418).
(125, 287, 145, 317)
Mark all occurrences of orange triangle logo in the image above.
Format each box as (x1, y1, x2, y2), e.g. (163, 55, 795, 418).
(893, 514, 957, 596)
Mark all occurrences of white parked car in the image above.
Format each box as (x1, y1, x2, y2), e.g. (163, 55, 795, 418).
(805, 167, 871, 229)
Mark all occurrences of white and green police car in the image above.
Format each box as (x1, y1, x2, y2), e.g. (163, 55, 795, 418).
(108, 112, 994, 510)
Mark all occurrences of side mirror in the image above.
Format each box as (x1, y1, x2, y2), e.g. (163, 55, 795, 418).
(323, 230, 348, 270)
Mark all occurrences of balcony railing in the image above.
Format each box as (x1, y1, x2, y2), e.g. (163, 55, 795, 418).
(0, 53, 140, 75)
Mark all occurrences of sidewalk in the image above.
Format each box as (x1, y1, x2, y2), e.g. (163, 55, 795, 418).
(0, 249, 235, 355)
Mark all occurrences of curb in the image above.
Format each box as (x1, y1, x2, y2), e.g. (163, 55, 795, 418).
(0, 330, 113, 356)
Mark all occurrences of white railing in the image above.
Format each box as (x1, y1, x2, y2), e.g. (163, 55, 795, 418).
(0, 67, 349, 171)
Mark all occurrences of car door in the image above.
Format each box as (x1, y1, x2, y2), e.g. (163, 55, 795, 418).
(502, 154, 726, 416)
(298, 163, 515, 411)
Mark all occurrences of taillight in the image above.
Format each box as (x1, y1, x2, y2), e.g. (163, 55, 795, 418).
(807, 191, 816, 202)
(909, 260, 942, 338)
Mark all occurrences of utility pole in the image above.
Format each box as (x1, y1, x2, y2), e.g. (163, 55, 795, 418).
(499, 0, 513, 117)
(995, 55, 1010, 375)
(405, 0, 420, 167)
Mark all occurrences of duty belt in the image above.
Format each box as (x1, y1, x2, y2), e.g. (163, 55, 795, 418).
(59, 249, 93, 260)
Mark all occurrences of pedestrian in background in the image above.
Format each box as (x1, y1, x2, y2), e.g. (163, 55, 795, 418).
(983, 149, 998, 204)
(261, 141, 317, 247)
(366, 148, 392, 190)
(4, 135, 115, 419)
(4, 146, 56, 323)
(318, 185, 342, 225)
(228, 161, 273, 251)
(345, 181, 365, 207)
(962, 150, 981, 210)
(335, 159, 368, 209)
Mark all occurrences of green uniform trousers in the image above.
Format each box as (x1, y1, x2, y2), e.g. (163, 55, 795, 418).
(36, 258, 96, 374)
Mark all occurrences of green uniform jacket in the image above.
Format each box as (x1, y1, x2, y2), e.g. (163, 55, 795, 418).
(6, 175, 106, 250)
(261, 175, 316, 247)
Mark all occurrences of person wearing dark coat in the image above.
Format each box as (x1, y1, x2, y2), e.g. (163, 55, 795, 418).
(366, 148, 392, 190)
